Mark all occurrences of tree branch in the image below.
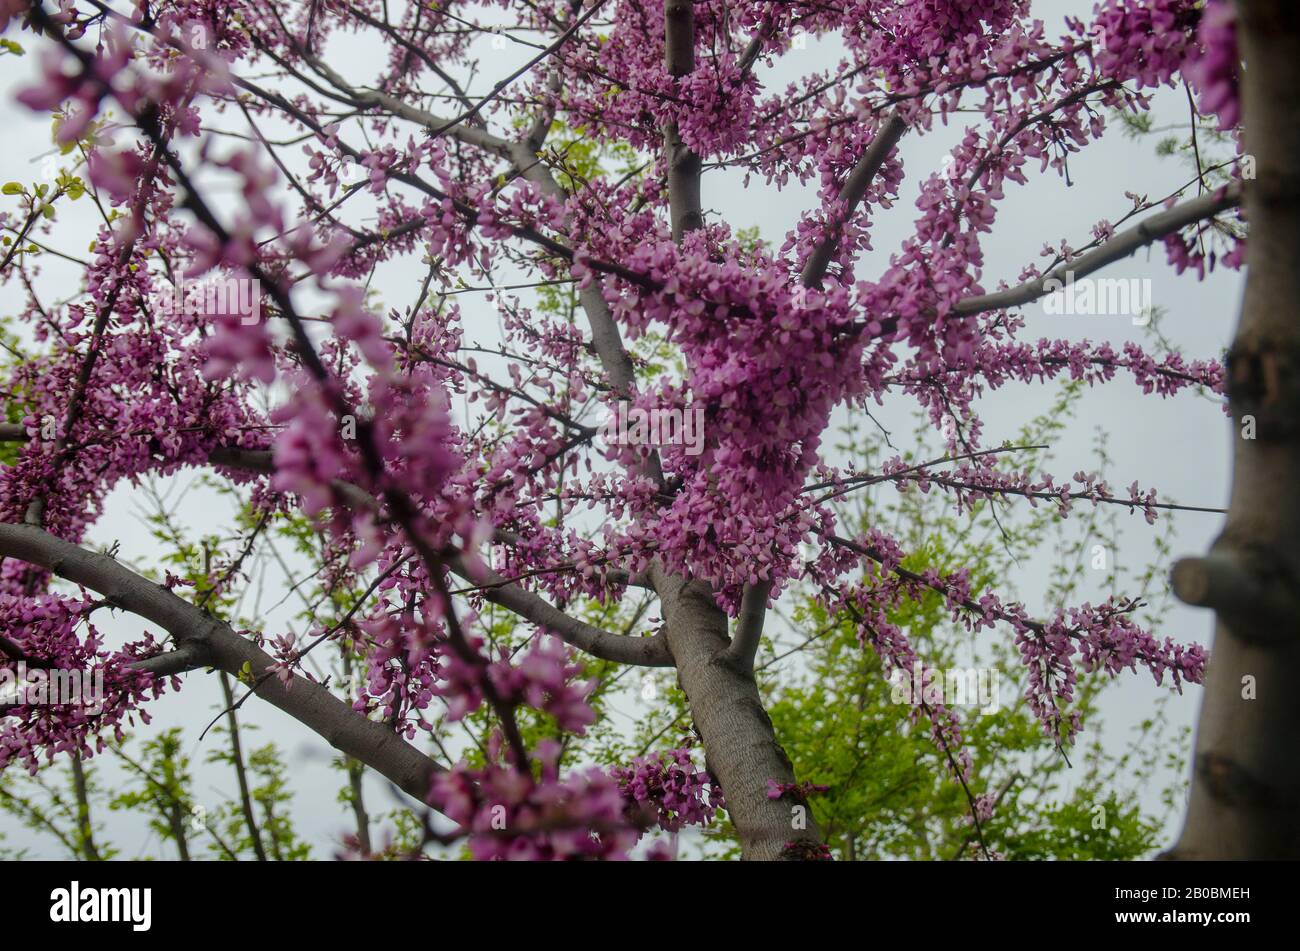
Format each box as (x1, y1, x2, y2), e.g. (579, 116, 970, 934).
(951, 183, 1243, 317)
(0, 521, 444, 804)
(2, 429, 659, 666)
(664, 0, 703, 240)
(721, 578, 772, 671)
(447, 555, 673, 666)
(800, 111, 907, 288)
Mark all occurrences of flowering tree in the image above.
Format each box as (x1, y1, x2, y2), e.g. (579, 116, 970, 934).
(0, 0, 1282, 860)
(0, 393, 1193, 860)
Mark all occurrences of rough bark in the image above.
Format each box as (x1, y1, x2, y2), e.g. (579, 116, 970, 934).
(654, 569, 821, 859)
(1167, 0, 1300, 860)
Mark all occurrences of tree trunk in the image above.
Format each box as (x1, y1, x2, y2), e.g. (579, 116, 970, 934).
(654, 569, 823, 859)
(1168, 0, 1300, 859)
(654, 0, 823, 860)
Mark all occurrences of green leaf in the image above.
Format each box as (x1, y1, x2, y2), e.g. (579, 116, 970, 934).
(1, 182, 23, 195)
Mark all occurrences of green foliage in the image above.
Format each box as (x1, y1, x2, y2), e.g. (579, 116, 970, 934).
(107, 729, 198, 860)
(242, 743, 311, 860)
(0, 759, 119, 860)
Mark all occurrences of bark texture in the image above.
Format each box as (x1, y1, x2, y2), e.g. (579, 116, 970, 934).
(1167, 0, 1300, 859)
(654, 569, 821, 859)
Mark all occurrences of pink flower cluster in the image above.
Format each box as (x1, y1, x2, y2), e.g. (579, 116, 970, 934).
(1090, 0, 1202, 92)
(612, 748, 723, 833)
(765, 778, 829, 800)
(488, 636, 598, 735)
(430, 738, 638, 860)
(1186, 0, 1240, 131)
(0, 594, 169, 774)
